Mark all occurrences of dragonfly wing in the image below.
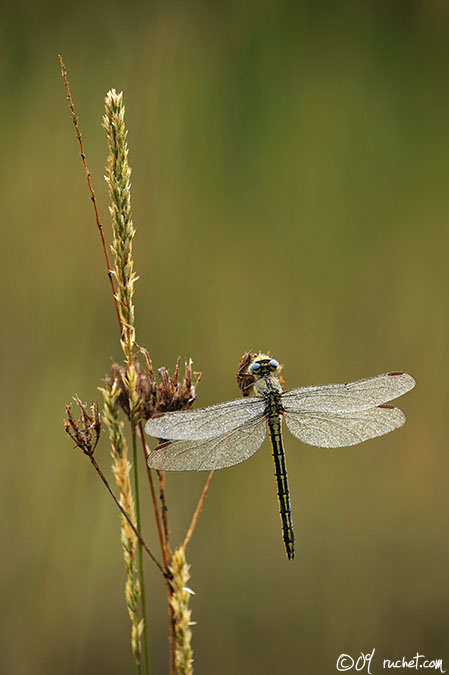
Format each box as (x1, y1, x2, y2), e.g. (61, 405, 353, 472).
(284, 406, 407, 448)
(145, 396, 265, 441)
(147, 414, 267, 471)
(282, 372, 415, 413)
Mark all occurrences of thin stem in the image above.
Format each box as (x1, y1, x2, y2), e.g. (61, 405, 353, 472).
(58, 55, 123, 337)
(132, 430, 151, 675)
(138, 422, 165, 560)
(89, 454, 165, 575)
(156, 471, 176, 675)
(137, 422, 177, 673)
(157, 471, 171, 561)
(183, 471, 215, 550)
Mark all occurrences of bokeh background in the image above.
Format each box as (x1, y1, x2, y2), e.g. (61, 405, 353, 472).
(2, 1, 449, 673)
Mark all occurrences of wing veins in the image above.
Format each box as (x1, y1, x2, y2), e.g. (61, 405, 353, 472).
(145, 395, 265, 441)
(148, 413, 267, 471)
(284, 406, 406, 448)
(282, 372, 415, 413)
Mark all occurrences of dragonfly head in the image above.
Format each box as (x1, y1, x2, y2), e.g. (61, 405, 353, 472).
(236, 352, 284, 396)
(248, 355, 281, 377)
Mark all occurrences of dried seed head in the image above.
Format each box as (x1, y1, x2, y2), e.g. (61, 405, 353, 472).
(64, 396, 101, 455)
(157, 357, 199, 414)
(104, 353, 200, 423)
(104, 358, 156, 421)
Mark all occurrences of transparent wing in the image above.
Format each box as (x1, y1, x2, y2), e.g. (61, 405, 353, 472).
(282, 372, 415, 414)
(284, 405, 406, 448)
(145, 396, 265, 441)
(147, 414, 267, 471)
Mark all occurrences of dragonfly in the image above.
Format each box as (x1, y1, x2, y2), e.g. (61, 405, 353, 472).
(145, 354, 415, 561)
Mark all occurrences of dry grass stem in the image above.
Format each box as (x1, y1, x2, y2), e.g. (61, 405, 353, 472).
(58, 56, 122, 333)
(183, 471, 215, 550)
(137, 421, 166, 556)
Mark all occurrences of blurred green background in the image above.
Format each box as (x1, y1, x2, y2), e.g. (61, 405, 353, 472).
(2, 1, 448, 673)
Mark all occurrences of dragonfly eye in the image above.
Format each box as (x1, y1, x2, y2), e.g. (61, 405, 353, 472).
(269, 359, 279, 370)
(249, 362, 261, 374)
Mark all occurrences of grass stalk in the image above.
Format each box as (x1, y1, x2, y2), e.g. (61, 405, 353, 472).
(103, 89, 152, 673)
(169, 548, 194, 675)
(62, 60, 214, 674)
(132, 428, 150, 675)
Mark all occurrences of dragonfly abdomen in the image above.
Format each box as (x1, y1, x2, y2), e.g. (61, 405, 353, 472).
(267, 409, 295, 561)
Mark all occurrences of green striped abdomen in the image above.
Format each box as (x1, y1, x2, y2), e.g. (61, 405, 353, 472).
(267, 413, 295, 560)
